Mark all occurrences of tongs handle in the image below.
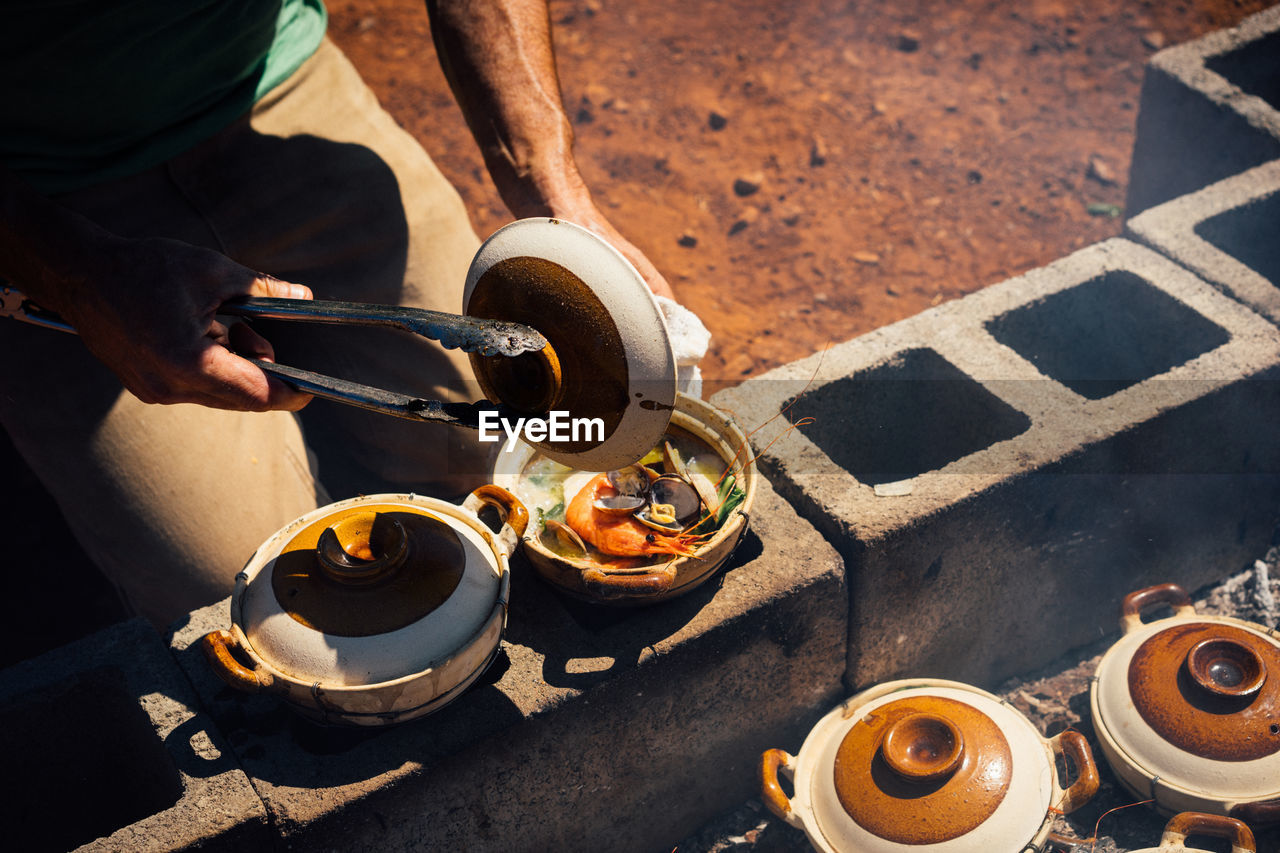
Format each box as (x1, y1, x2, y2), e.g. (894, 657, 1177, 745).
(248, 358, 502, 428)
(0, 286, 533, 427)
(220, 296, 548, 358)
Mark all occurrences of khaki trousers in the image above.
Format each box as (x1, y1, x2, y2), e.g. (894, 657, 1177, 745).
(0, 39, 488, 626)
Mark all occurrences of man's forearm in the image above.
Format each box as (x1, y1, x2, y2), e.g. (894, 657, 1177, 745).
(425, 0, 585, 218)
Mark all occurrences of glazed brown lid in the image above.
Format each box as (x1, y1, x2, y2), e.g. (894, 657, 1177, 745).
(831, 695, 1013, 844)
(270, 505, 466, 637)
(463, 219, 677, 471)
(1129, 621, 1280, 761)
(468, 254, 628, 443)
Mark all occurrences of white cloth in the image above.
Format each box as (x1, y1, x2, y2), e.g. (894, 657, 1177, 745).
(655, 295, 711, 398)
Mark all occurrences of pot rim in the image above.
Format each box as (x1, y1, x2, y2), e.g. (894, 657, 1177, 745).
(227, 491, 515, 691)
(766, 678, 1084, 853)
(222, 593, 508, 695)
(501, 394, 758, 574)
(463, 217, 677, 471)
(1091, 588, 1280, 804)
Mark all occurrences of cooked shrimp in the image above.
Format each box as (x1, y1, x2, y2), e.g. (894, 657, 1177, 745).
(565, 473, 699, 558)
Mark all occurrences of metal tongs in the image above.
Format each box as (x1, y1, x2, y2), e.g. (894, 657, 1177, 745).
(0, 285, 550, 428)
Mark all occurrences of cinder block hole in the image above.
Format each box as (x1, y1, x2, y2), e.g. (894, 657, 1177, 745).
(1205, 31, 1280, 111)
(985, 271, 1230, 399)
(1195, 190, 1280, 285)
(0, 667, 182, 852)
(784, 348, 1030, 485)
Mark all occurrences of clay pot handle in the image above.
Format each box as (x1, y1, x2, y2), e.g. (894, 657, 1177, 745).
(1229, 799, 1279, 831)
(464, 484, 530, 554)
(202, 629, 274, 693)
(760, 749, 804, 829)
(1049, 730, 1100, 814)
(1121, 583, 1196, 633)
(581, 566, 675, 600)
(1162, 812, 1256, 853)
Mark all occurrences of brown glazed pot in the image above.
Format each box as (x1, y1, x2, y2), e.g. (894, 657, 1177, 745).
(760, 679, 1099, 852)
(1091, 583, 1280, 823)
(1127, 812, 1257, 853)
(202, 487, 526, 726)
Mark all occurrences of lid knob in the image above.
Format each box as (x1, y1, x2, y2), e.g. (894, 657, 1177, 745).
(1186, 637, 1267, 699)
(315, 512, 408, 585)
(881, 712, 965, 783)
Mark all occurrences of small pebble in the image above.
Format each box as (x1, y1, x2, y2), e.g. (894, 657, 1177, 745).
(1087, 155, 1117, 186)
(809, 136, 827, 167)
(678, 233, 698, 248)
(733, 177, 761, 197)
(709, 111, 728, 131)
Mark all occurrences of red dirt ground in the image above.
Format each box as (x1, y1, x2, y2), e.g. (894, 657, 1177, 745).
(2, 0, 1273, 661)
(328, 0, 1273, 382)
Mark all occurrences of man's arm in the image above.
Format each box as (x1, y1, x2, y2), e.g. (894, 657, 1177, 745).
(0, 164, 313, 411)
(426, 0, 675, 298)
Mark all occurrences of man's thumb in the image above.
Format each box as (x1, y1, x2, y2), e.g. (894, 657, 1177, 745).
(253, 274, 312, 301)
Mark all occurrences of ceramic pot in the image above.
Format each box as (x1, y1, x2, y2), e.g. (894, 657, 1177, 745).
(1090, 583, 1280, 823)
(202, 486, 527, 726)
(464, 217, 677, 472)
(760, 678, 1099, 853)
(491, 394, 757, 604)
(1126, 812, 1256, 853)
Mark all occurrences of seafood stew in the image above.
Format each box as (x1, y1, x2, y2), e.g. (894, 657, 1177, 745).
(513, 425, 746, 568)
(494, 393, 757, 604)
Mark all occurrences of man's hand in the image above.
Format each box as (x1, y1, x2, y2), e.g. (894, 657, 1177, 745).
(544, 197, 676, 300)
(63, 236, 315, 411)
(2, 165, 314, 412)
(427, 0, 675, 300)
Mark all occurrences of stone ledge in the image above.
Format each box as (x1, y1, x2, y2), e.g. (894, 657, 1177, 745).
(167, 475, 845, 853)
(713, 238, 1280, 689)
(0, 619, 269, 852)
(1126, 4, 1280, 214)
(1128, 157, 1280, 326)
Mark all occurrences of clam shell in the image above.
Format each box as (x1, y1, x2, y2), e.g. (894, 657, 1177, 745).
(593, 494, 646, 515)
(540, 519, 588, 558)
(651, 476, 702, 524)
(634, 507, 684, 533)
(608, 464, 657, 496)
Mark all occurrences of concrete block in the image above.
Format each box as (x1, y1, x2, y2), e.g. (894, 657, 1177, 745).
(1127, 157, 1280, 326)
(713, 238, 1280, 691)
(167, 475, 845, 853)
(1126, 5, 1280, 215)
(0, 619, 269, 852)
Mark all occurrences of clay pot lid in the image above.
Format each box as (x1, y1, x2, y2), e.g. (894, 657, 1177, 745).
(1125, 621, 1280, 762)
(237, 495, 507, 686)
(267, 504, 468, 637)
(831, 694, 1014, 845)
(464, 218, 677, 471)
(1092, 584, 1280, 804)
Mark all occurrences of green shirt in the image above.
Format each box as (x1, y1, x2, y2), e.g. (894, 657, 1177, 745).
(1, 0, 328, 194)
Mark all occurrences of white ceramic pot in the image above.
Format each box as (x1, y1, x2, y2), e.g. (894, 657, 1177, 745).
(1128, 812, 1257, 853)
(760, 679, 1099, 853)
(1090, 583, 1280, 823)
(463, 218, 677, 472)
(491, 394, 757, 604)
(202, 486, 526, 726)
